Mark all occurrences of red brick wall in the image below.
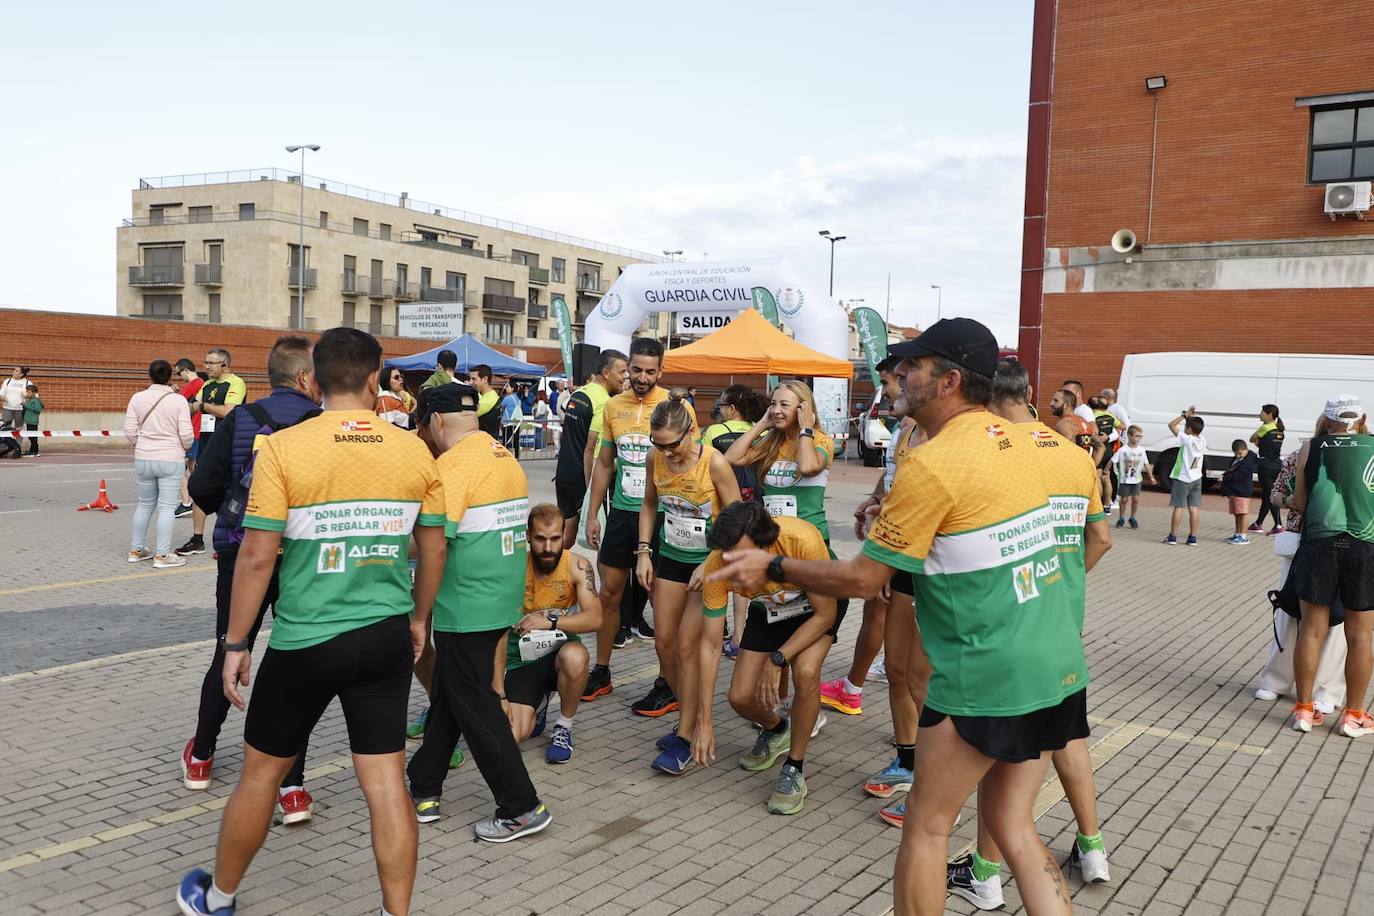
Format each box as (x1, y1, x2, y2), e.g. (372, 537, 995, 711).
(1037, 289, 1374, 411)
(1047, 0, 1374, 248)
(0, 309, 562, 418)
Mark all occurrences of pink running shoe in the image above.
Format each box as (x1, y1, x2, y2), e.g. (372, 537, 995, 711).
(819, 679, 862, 715)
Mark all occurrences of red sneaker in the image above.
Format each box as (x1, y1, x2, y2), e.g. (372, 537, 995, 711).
(278, 789, 314, 825)
(819, 678, 863, 715)
(1338, 709, 1374, 738)
(181, 739, 212, 790)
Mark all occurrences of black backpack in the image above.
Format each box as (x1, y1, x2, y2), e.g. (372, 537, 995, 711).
(222, 403, 321, 545)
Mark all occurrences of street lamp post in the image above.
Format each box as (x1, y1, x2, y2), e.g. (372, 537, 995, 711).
(662, 250, 683, 347)
(930, 284, 942, 323)
(818, 230, 847, 297)
(285, 144, 321, 330)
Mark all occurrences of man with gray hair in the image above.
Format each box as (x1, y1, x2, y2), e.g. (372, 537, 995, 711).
(1100, 387, 1129, 431)
(178, 348, 247, 557)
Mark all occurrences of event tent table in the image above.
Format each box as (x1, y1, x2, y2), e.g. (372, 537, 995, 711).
(662, 309, 853, 378)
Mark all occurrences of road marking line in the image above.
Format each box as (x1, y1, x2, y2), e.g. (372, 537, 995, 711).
(0, 637, 220, 685)
(0, 565, 215, 602)
(0, 509, 41, 515)
(42, 477, 127, 485)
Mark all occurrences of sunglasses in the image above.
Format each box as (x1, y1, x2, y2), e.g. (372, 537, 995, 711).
(652, 430, 691, 451)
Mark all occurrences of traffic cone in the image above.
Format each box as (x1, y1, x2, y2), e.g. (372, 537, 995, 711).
(78, 479, 118, 512)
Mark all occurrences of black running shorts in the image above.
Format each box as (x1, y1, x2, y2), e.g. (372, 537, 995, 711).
(919, 688, 1090, 764)
(1293, 533, 1374, 612)
(655, 554, 700, 585)
(505, 650, 561, 709)
(890, 569, 914, 596)
(244, 614, 412, 757)
(599, 507, 661, 570)
(555, 474, 586, 520)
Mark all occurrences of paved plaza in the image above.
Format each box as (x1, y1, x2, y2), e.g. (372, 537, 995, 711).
(2, 450, 1373, 915)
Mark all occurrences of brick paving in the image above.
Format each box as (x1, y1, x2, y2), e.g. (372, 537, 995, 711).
(2, 454, 1372, 914)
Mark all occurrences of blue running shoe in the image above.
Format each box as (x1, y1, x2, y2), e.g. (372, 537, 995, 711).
(862, 757, 913, 798)
(651, 734, 694, 776)
(546, 724, 573, 764)
(177, 868, 235, 915)
(655, 725, 679, 751)
(531, 694, 549, 738)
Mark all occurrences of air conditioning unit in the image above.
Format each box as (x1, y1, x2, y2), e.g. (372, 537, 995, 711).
(1325, 180, 1372, 219)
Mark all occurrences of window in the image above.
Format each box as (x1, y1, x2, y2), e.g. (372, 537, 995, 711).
(354, 218, 369, 237)
(149, 207, 165, 225)
(446, 271, 466, 293)
(380, 223, 391, 241)
(369, 304, 383, 335)
(528, 287, 541, 307)
(549, 326, 559, 340)
(239, 203, 255, 220)
(460, 239, 475, 250)
(551, 257, 566, 283)
(484, 317, 514, 344)
(343, 300, 356, 326)
(397, 263, 408, 284)
(208, 293, 222, 323)
(511, 249, 539, 267)
(319, 211, 329, 228)
(485, 277, 515, 296)
(189, 206, 212, 224)
(420, 267, 432, 290)
(288, 244, 310, 268)
(648, 312, 660, 330)
(1310, 104, 1374, 182)
(577, 261, 601, 290)
(343, 255, 358, 293)
(142, 294, 183, 318)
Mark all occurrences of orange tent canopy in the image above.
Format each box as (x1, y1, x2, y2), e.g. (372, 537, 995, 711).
(662, 309, 853, 378)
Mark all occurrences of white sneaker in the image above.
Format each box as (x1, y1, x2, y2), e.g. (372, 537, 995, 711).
(1069, 842, 1111, 883)
(811, 711, 827, 738)
(947, 855, 1004, 910)
(867, 656, 887, 682)
(1315, 700, 1336, 715)
(153, 554, 187, 569)
(128, 549, 153, 563)
(1254, 688, 1278, 701)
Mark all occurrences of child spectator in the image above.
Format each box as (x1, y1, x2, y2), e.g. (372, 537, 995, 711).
(22, 383, 43, 456)
(1221, 438, 1259, 544)
(1165, 407, 1207, 545)
(1111, 425, 1155, 528)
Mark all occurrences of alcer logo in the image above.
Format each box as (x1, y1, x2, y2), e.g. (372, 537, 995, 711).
(1012, 555, 1060, 603)
(774, 285, 805, 318)
(318, 541, 400, 573)
(618, 433, 651, 463)
(599, 291, 624, 319)
(764, 460, 800, 488)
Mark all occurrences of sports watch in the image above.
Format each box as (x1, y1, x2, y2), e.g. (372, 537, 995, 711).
(766, 555, 786, 582)
(547, 609, 562, 628)
(221, 636, 251, 653)
(799, 427, 815, 438)
(769, 650, 787, 668)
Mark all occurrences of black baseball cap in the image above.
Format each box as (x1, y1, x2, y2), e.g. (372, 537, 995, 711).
(888, 317, 999, 378)
(417, 382, 479, 425)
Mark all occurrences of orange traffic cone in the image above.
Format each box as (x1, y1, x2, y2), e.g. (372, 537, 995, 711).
(78, 479, 118, 512)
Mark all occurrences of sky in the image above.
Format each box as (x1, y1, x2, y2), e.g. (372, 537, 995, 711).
(0, 1, 1033, 344)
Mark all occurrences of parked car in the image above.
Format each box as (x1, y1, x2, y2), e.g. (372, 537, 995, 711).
(853, 388, 893, 467)
(1118, 351, 1374, 486)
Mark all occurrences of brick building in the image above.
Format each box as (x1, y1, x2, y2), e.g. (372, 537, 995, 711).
(1018, 0, 1374, 402)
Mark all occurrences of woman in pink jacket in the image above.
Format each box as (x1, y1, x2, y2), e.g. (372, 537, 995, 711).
(123, 359, 194, 567)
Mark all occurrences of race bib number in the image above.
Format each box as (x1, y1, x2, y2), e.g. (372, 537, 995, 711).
(517, 629, 567, 662)
(766, 597, 812, 624)
(621, 465, 646, 499)
(763, 494, 798, 518)
(200, 414, 216, 433)
(664, 514, 707, 550)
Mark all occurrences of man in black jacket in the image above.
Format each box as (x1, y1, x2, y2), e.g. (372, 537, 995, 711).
(180, 336, 322, 825)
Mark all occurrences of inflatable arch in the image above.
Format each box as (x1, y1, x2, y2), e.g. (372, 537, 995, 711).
(583, 257, 849, 362)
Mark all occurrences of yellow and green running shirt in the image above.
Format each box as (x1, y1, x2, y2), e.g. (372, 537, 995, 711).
(199, 373, 247, 437)
(653, 444, 726, 564)
(507, 551, 581, 671)
(701, 516, 830, 618)
(599, 386, 695, 513)
(434, 431, 530, 633)
(242, 410, 445, 651)
(584, 382, 612, 441)
(759, 430, 835, 540)
(864, 410, 1104, 717)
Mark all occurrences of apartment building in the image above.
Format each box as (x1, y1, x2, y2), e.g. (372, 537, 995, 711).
(116, 168, 668, 347)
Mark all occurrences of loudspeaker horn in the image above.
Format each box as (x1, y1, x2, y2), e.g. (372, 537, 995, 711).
(1110, 229, 1138, 253)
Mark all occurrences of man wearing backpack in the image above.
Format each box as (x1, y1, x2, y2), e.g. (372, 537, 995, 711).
(182, 336, 322, 823)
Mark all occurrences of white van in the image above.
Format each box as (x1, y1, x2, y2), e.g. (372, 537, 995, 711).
(1118, 352, 1374, 485)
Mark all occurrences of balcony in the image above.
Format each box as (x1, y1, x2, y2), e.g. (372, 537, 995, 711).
(527, 266, 549, 285)
(420, 286, 466, 304)
(129, 265, 184, 287)
(482, 293, 526, 314)
(287, 268, 318, 290)
(528, 303, 548, 320)
(194, 263, 222, 286)
(367, 276, 390, 298)
(356, 322, 397, 337)
(394, 281, 418, 302)
(576, 274, 605, 295)
(341, 272, 363, 297)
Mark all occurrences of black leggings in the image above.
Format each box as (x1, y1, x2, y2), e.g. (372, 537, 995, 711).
(193, 551, 306, 787)
(1255, 460, 1282, 528)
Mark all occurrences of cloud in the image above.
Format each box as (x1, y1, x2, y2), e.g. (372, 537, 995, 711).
(502, 135, 1028, 344)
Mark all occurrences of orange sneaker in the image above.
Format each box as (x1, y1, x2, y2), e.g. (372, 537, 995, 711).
(278, 788, 314, 825)
(1338, 709, 1374, 738)
(819, 678, 863, 715)
(1290, 703, 1325, 733)
(180, 739, 212, 790)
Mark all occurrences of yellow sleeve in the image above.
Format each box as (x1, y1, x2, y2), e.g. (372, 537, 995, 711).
(226, 376, 247, 406)
(439, 453, 472, 539)
(243, 437, 287, 531)
(861, 452, 952, 574)
(702, 552, 729, 617)
(418, 455, 446, 527)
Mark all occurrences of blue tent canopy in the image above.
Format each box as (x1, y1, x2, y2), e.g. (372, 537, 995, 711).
(386, 334, 545, 376)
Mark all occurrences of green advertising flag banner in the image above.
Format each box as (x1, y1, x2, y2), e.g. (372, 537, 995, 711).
(851, 306, 888, 381)
(750, 287, 781, 327)
(552, 296, 575, 376)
